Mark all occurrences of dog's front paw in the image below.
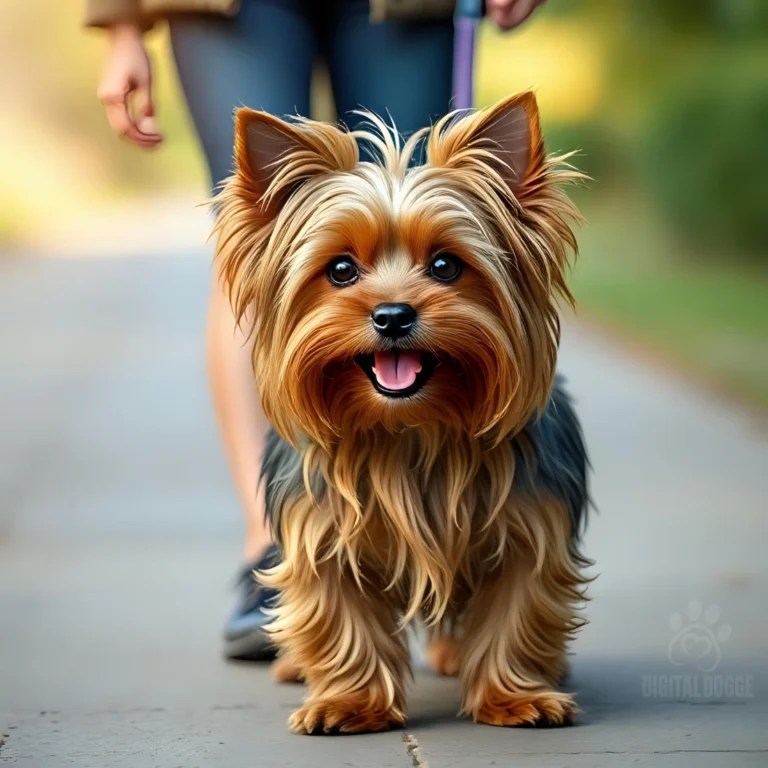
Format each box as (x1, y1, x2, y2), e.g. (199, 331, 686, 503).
(289, 695, 406, 734)
(473, 690, 577, 727)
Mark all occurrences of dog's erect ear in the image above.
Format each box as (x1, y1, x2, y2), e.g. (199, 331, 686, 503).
(427, 92, 544, 200)
(233, 108, 359, 206)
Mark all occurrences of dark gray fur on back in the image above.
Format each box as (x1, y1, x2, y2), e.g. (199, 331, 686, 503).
(261, 375, 588, 545)
(261, 429, 309, 540)
(512, 375, 589, 538)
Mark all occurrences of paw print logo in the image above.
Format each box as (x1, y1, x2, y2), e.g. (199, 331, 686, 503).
(668, 601, 731, 672)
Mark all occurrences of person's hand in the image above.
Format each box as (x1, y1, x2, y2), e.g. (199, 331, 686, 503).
(486, 0, 547, 30)
(97, 23, 163, 149)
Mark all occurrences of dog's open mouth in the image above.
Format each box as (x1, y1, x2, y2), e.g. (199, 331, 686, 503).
(354, 351, 438, 398)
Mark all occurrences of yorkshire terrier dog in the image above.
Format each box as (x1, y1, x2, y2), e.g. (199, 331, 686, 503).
(215, 92, 591, 734)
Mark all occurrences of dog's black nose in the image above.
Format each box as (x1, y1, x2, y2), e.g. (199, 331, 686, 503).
(371, 303, 416, 338)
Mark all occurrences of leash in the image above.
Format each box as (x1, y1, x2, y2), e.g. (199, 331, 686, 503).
(452, 0, 484, 110)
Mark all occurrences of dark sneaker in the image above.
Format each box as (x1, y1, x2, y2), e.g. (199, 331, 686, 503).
(223, 545, 280, 661)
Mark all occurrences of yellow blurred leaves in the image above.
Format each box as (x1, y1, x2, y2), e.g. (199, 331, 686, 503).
(476, 17, 604, 122)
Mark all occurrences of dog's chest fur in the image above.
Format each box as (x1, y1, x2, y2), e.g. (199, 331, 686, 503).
(262, 376, 588, 618)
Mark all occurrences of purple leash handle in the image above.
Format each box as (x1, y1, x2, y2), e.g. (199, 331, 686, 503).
(452, 0, 484, 110)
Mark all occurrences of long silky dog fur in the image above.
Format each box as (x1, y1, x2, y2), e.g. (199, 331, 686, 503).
(213, 92, 593, 733)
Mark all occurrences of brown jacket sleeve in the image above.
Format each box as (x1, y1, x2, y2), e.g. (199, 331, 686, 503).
(83, 0, 452, 28)
(370, 0, 455, 22)
(83, 0, 141, 28)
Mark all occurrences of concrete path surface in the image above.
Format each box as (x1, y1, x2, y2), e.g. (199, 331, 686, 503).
(1, 252, 766, 767)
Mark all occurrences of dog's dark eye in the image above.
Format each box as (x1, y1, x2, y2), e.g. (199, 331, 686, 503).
(327, 257, 359, 287)
(428, 253, 463, 283)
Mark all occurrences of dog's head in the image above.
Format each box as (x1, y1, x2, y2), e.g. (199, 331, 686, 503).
(216, 94, 582, 447)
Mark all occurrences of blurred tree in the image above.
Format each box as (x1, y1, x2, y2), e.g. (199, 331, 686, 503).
(641, 52, 768, 261)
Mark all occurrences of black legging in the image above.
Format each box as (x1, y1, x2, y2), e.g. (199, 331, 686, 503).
(170, 0, 454, 186)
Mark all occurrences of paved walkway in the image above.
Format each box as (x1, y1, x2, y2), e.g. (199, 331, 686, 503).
(1, 252, 765, 767)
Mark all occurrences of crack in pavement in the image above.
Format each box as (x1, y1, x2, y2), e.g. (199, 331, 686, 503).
(403, 733, 429, 767)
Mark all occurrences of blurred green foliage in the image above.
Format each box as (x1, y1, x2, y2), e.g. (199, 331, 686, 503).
(571, 200, 768, 408)
(541, 120, 622, 190)
(551, 0, 768, 263)
(641, 54, 768, 261)
(535, 0, 768, 404)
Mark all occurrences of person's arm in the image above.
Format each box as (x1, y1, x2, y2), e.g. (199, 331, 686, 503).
(90, 5, 163, 150)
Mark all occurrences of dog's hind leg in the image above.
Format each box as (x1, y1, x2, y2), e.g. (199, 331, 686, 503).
(426, 626, 462, 677)
(459, 494, 589, 727)
(272, 652, 304, 683)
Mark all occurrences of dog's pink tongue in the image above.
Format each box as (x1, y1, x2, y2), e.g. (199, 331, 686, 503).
(372, 351, 422, 391)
